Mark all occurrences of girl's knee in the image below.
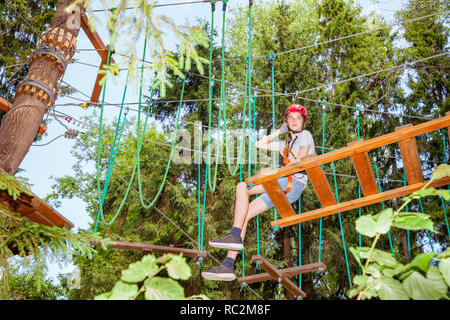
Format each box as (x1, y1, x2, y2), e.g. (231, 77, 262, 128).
(236, 181, 248, 194)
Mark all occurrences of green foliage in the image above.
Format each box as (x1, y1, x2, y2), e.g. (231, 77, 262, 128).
(94, 253, 207, 300)
(66, 0, 210, 97)
(5, 266, 68, 300)
(348, 164, 450, 300)
(0, 171, 32, 200)
(0, 170, 113, 299)
(46, 0, 449, 300)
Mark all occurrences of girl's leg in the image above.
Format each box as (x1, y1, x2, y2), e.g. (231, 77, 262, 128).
(226, 196, 268, 260)
(232, 182, 265, 230)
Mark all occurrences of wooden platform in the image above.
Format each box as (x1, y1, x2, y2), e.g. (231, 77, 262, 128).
(245, 113, 450, 228)
(0, 171, 74, 229)
(90, 240, 207, 259)
(237, 255, 326, 299)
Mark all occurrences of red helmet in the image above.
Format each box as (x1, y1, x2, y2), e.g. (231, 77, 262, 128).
(285, 104, 308, 123)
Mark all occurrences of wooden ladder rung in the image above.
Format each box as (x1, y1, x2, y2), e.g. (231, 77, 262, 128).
(304, 154, 337, 207)
(348, 140, 379, 196)
(272, 176, 450, 228)
(260, 175, 296, 219)
(395, 124, 424, 185)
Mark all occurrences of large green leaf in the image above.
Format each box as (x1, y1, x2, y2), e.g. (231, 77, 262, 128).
(165, 254, 191, 280)
(392, 212, 434, 231)
(439, 258, 450, 287)
(121, 255, 159, 283)
(431, 164, 450, 180)
(356, 209, 393, 237)
(108, 281, 138, 300)
(377, 277, 409, 300)
(144, 277, 185, 300)
(404, 253, 433, 274)
(402, 267, 447, 300)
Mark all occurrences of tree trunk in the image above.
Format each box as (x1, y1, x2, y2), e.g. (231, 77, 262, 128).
(0, 0, 80, 174)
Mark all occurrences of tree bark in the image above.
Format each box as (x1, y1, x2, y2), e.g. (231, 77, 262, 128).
(0, 0, 80, 174)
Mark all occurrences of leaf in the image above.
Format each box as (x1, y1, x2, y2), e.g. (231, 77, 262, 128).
(356, 209, 393, 237)
(392, 212, 434, 232)
(121, 255, 159, 283)
(108, 281, 138, 300)
(377, 277, 409, 300)
(405, 188, 437, 201)
(435, 189, 450, 201)
(402, 267, 447, 300)
(406, 253, 433, 274)
(347, 275, 368, 298)
(366, 264, 381, 278)
(432, 164, 450, 180)
(439, 258, 450, 287)
(144, 277, 185, 300)
(94, 291, 112, 300)
(165, 254, 191, 280)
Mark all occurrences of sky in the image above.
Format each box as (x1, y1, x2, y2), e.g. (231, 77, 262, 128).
(14, 0, 407, 281)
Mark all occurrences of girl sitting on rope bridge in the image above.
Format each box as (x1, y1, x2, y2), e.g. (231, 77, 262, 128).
(202, 104, 315, 281)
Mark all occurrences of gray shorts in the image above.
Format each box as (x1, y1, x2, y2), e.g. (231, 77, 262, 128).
(258, 177, 305, 210)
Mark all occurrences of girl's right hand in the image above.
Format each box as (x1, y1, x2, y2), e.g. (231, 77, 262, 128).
(279, 122, 288, 134)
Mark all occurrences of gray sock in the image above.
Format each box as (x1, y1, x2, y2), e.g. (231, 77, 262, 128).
(223, 257, 235, 269)
(230, 227, 241, 238)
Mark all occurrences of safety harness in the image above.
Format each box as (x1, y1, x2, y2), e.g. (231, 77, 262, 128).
(281, 132, 298, 194)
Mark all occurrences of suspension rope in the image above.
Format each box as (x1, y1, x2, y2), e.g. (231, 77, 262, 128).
(373, 155, 397, 259)
(199, 0, 217, 267)
(330, 155, 352, 287)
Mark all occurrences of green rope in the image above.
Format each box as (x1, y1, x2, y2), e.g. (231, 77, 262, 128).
(94, 38, 149, 230)
(242, 0, 253, 284)
(197, 123, 202, 250)
(269, 53, 278, 228)
(205, 0, 221, 192)
(399, 114, 411, 262)
(356, 106, 362, 273)
(136, 79, 186, 209)
(418, 198, 435, 253)
(199, 1, 217, 267)
(219, 1, 247, 177)
(93, 70, 130, 232)
(318, 103, 325, 265)
(373, 155, 396, 259)
(440, 129, 450, 239)
(330, 157, 352, 287)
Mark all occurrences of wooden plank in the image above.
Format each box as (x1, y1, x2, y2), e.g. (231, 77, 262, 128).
(261, 178, 296, 218)
(246, 114, 450, 186)
(446, 111, 450, 143)
(0, 169, 74, 230)
(90, 240, 207, 258)
(90, 45, 110, 104)
(272, 176, 450, 228)
(304, 154, 337, 207)
(348, 140, 379, 196)
(0, 97, 11, 112)
(396, 124, 424, 185)
(251, 255, 306, 298)
(237, 262, 326, 285)
(81, 13, 109, 60)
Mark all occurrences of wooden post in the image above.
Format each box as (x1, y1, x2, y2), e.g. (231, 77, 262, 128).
(0, 0, 80, 174)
